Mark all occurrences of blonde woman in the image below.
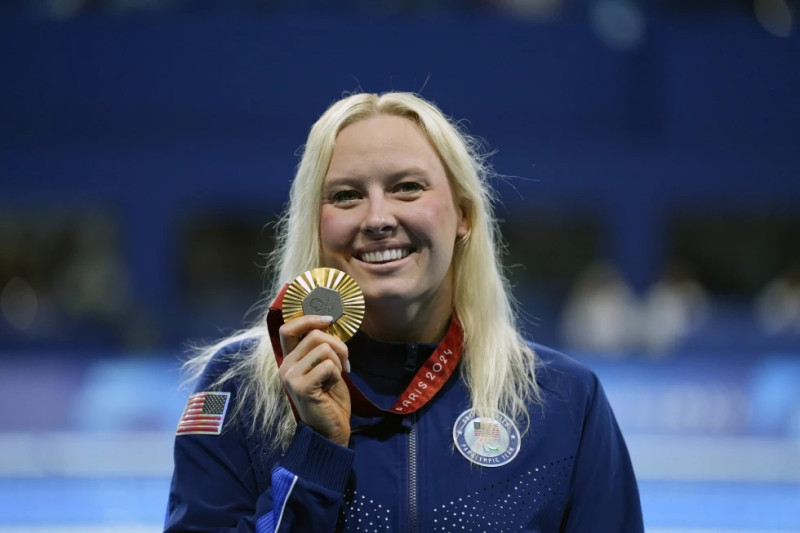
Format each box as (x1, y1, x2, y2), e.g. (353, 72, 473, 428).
(165, 92, 643, 532)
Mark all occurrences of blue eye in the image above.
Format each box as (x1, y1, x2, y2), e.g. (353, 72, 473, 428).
(396, 182, 423, 194)
(331, 190, 360, 204)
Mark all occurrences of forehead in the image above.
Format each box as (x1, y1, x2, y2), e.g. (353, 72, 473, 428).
(326, 114, 443, 176)
(339, 114, 427, 146)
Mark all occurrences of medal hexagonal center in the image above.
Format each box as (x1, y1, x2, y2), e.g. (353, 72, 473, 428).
(302, 286, 344, 323)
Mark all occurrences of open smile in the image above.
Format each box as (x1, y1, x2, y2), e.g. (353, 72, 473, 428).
(356, 248, 413, 264)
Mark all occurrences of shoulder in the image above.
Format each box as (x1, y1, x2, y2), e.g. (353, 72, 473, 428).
(530, 343, 601, 407)
(192, 336, 261, 392)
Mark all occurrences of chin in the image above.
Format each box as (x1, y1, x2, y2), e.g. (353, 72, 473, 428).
(363, 290, 407, 303)
(361, 284, 415, 304)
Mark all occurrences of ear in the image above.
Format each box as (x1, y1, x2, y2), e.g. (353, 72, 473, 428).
(456, 204, 470, 240)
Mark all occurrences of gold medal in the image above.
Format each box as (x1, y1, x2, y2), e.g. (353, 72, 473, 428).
(282, 268, 365, 342)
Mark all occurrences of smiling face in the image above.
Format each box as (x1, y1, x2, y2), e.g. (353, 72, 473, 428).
(319, 114, 468, 340)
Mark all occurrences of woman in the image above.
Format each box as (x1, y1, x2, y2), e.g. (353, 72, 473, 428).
(165, 92, 643, 532)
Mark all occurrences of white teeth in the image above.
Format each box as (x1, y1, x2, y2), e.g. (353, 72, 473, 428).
(360, 248, 410, 264)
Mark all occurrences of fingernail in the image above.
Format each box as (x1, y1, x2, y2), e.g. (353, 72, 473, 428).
(346, 360, 351, 373)
(320, 315, 333, 324)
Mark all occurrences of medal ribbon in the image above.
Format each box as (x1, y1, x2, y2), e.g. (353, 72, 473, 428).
(267, 284, 464, 417)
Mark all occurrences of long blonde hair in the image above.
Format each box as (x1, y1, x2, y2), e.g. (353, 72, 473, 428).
(185, 92, 540, 448)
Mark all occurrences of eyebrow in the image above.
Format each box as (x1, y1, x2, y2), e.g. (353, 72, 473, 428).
(323, 167, 430, 189)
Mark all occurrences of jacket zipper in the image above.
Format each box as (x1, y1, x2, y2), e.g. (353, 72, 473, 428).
(408, 411, 418, 533)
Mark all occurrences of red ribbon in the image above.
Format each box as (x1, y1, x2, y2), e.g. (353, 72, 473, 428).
(267, 284, 463, 417)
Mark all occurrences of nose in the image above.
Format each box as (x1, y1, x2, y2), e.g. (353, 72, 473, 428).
(361, 195, 396, 236)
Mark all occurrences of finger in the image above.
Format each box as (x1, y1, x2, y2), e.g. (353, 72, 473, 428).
(302, 343, 343, 375)
(284, 346, 343, 395)
(279, 316, 350, 372)
(279, 314, 334, 357)
(315, 359, 343, 393)
(303, 357, 344, 393)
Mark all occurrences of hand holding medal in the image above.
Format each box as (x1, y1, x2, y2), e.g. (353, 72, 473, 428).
(274, 268, 365, 446)
(269, 266, 464, 427)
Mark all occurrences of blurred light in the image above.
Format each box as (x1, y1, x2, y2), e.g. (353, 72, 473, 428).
(590, 0, 647, 52)
(497, 0, 564, 21)
(1, 276, 38, 331)
(754, 0, 794, 37)
(46, 0, 87, 19)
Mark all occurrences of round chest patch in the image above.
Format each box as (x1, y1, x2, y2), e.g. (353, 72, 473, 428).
(453, 409, 521, 467)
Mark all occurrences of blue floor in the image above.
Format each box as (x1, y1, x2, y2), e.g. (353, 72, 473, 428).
(0, 477, 169, 526)
(639, 480, 800, 530)
(1, 477, 798, 530)
(2, 350, 797, 530)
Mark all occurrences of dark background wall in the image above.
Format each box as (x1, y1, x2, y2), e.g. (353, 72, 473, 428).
(2, 2, 799, 351)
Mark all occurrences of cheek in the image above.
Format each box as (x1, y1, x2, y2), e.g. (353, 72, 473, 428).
(319, 207, 351, 254)
(416, 197, 461, 238)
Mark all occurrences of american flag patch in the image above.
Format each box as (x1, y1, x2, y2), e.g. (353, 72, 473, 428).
(176, 391, 230, 435)
(473, 421, 501, 438)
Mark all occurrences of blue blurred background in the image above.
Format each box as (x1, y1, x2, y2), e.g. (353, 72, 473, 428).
(1, 0, 799, 531)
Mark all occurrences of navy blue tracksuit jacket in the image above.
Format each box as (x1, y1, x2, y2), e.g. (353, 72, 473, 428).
(165, 332, 643, 532)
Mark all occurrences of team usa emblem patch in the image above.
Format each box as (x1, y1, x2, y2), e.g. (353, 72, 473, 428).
(176, 391, 230, 435)
(453, 409, 521, 467)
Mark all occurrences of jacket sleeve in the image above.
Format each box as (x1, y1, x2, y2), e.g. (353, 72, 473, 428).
(165, 414, 354, 533)
(561, 374, 644, 533)
(254, 424, 355, 533)
(164, 353, 355, 533)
